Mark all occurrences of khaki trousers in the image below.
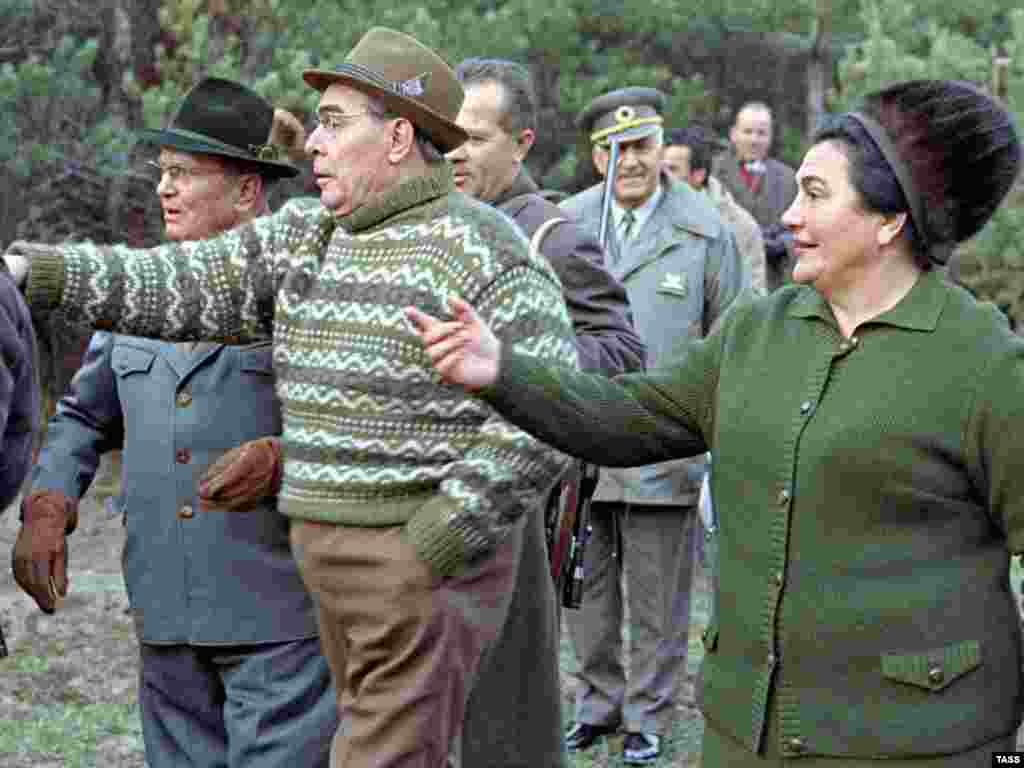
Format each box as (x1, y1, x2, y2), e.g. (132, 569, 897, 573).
(291, 517, 524, 768)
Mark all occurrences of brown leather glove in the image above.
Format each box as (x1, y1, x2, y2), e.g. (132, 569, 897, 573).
(12, 489, 79, 614)
(198, 437, 282, 511)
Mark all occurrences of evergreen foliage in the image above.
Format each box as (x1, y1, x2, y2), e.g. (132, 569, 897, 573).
(834, 1, 1024, 328)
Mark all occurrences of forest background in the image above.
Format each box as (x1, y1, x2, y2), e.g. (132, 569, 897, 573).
(1, 0, 1024, 395)
(1, 3, 1024, 765)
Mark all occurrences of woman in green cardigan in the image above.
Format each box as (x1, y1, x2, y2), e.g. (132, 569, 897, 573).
(407, 79, 1023, 766)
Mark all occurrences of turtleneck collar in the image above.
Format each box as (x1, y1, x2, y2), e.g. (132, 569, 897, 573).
(336, 162, 454, 234)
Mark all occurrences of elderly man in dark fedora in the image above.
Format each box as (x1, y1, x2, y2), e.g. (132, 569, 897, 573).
(558, 86, 747, 764)
(12, 77, 338, 768)
(5, 28, 576, 768)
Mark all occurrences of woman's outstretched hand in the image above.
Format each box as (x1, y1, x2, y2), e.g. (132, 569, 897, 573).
(405, 296, 501, 391)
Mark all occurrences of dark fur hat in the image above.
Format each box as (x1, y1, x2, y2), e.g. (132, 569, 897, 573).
(861, 80, 1020, 256)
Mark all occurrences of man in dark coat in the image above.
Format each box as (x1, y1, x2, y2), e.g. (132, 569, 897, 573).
(449, 57, 646, 768)
(0, 257, 38, 659)
(0, 260, 39, 513)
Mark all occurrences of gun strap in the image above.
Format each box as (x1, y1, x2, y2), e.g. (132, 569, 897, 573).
(527, 216, 568, 262)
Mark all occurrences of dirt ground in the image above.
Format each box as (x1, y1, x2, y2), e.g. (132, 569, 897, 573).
(0, 464, 707, 768)
(0, 485, 144, 768)
(0, 468, 1021, 766)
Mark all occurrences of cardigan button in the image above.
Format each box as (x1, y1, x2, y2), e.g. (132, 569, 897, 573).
(927, 665, 944, 685)
(786, 737, 806, 754)
(771, 571, 783, 587)
(800, 400, 812, 415)
(767, 653, 777, 668)
(777, 488, 791, 506)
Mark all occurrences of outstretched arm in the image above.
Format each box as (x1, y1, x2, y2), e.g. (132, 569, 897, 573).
(6, 198, 330, 343)
(406, 295, 714, 467)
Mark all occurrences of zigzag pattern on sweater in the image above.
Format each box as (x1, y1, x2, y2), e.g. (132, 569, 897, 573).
(49, 168, 575, 570)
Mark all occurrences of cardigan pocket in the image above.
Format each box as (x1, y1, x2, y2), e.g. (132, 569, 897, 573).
(881, 640, 982, 692)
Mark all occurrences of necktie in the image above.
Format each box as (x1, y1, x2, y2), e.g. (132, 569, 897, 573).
(621, 209, 636, 242)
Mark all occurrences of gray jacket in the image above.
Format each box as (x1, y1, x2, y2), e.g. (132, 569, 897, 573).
(30, 333, 318, 644)
(561, 175, 748, 504)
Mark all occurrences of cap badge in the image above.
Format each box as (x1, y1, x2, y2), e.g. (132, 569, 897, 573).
(395, 72, 429, 98)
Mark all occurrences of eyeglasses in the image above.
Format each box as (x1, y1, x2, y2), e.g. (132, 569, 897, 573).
(145, 160, 227, 186)
(310, 109, 376, 138)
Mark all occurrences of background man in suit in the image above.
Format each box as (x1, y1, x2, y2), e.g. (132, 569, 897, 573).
(665, 125, 766, 295)
(559, 87, 747, 765)
(450, 56, 645, 768)
(11, 78, 337, 768)
(712, 101, 798, 291)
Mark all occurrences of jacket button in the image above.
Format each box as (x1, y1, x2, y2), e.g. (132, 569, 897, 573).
(772, 571, 783, 587)
(777, 488, 791, 506)
(178, 505, 194, 519)
(927, 665, 944, 685)
(800, 400, 812, 414)
(176, 390, 193, 407)
(787, 737, 806, 753)
(767, 653, 777, 668)
(175, 449, 191, 464)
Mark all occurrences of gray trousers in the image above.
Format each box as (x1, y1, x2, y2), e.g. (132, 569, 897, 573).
(462, 498, 566, 768)
(566, 502, 697, 735)
(138, 638, 337, 768)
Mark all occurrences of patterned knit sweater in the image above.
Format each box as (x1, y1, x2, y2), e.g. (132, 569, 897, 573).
(25, 164, 577, 576)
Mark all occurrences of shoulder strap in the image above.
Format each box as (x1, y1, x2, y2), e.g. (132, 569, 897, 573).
(528, 216, 568, 261)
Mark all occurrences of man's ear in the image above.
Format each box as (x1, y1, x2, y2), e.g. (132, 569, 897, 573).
(877, 211, 908, 247)
(388, 118, 416, 163)
(592, 145, 609, 178)
(515, 128, 535, 162)
(234, 173, 263, 214)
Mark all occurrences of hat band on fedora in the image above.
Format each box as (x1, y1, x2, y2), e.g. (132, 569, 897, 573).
(847, 111, 950, 263)
(591, 116, 663, 145)
(330, 61, 429, 104)
(163, 127, 269, 161)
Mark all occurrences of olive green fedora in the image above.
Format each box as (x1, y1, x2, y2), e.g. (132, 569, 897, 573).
(302, 27, 468, 152)
(137, 77, 300, 179)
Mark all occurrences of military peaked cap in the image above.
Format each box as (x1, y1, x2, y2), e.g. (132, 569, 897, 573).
(578, 87, 667, 146)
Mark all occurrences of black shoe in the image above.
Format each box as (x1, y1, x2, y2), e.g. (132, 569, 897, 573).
(565, 722, 616, 751)
(623, 732, 661, 764)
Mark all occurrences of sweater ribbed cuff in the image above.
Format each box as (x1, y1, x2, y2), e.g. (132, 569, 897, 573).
(26, 249, 66, 313)
(404, 497, 475, 579)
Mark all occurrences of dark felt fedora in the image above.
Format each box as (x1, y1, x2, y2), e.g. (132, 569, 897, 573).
(137, 77, 300, 179)
(302, 27, 468, 152)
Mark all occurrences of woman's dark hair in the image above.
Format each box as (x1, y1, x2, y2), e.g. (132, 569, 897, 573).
(814, 80, 1020, 269)
(812, 114, 930, 269)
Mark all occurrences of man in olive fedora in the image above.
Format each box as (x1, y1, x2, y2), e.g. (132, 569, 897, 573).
(5, 28, 576, 768)
(12, 77, 338, 768)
